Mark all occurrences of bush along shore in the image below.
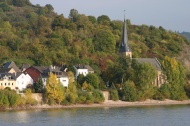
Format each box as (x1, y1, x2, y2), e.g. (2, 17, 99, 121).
(1, 87, 190, 111)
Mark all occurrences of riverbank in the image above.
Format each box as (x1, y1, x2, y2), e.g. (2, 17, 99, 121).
(24, 99, 190, 110)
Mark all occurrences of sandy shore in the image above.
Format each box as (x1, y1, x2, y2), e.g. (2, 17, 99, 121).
(27, 99, 190, 110)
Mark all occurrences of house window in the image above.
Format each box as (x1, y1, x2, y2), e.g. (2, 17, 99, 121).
(5, 83, 6, 86)
(62, 80, 66, 82)
(8, 83, 10, 86)
(12, 83, 13, 85)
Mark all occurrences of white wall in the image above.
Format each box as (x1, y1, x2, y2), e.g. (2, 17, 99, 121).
(42, 77, 69, 87)
(16, 74, 33, 91)
(74, 67, 88, 79)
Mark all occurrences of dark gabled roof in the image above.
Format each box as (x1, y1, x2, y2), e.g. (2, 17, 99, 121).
(3, 61, 20, 72)
(20, 64, 30, 71)
(32, 66, 49, 73)
(46, 66, 62, 73)
(41, 72, 68, 78)
(74, 64, 94, 71)
(0, 68, 12, 73)
(0, 73, 16, 80)
(15, 72, 23, 79)
(134, 58, 161, 71)
(119, 17, 131, 53)
(84, 65, 94, 72)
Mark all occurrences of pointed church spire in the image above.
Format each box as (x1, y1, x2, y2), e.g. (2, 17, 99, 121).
(119, 10, 132, 58)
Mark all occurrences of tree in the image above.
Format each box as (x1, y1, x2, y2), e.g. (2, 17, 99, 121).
(45, 4, 54, 13)
(66, 82, 78, 104)
(46, 72, 65, 104)
(69, 9, 79, 22)
(132, 62, 157, 89)
(52, 15, 65, 30)
(88, 16, 97, 24)
(162, 56, 187, 100)
(25, 89, 37, 105)
(109, 84, 119, 101)
(94, 29, 116, 53)
(92, 89, 105, 103)
(34, 75, 44, 93)
(62, 29, 73, 46)
(77, 74, 85, 86)
(82, 81, 94, 92)
(122, 81, 137, 101)
(6, 90, 20, 107)
(97, 15, 110, 25)
(85, 74, 100, 89)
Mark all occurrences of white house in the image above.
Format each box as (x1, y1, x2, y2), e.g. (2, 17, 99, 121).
(15, 72, 33, 91)
(73, 64, 94, 79)
(42, 73, 69, 88)
(41, 66, 69, 87)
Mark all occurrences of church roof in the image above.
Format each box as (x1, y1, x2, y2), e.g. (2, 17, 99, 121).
(119, 16, 131, 53)
(134, 58, 161, 71)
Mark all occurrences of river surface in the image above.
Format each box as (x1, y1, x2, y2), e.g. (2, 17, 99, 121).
(0, 105, 190, 126)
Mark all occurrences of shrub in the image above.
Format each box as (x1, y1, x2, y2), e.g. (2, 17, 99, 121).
(92, 89, 105, 103)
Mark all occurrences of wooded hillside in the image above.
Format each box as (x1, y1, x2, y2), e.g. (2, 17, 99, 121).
(0, 0, 189, 71)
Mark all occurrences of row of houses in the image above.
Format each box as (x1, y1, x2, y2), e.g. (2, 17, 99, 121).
(0, 62, 94, 92)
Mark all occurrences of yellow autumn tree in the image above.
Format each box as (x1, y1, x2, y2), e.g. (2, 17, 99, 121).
(46, 72, 65, 104)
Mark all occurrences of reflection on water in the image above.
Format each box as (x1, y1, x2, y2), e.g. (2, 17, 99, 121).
(0, 105, 190, 126)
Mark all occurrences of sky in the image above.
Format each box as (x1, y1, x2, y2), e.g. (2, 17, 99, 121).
(30, 0, 190, 32)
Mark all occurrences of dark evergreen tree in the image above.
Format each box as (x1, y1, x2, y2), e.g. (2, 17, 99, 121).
(34, 75, 44, 93)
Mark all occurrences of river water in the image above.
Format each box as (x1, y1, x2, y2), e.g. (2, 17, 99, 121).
(0, 105, 190, 126)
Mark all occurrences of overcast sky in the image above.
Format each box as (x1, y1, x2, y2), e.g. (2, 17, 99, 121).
(30, 0, 190, 32)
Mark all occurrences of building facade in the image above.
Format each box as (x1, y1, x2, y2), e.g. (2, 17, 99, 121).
(73, 64, 94, 79)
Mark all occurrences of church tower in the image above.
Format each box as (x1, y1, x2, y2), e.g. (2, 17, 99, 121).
(119, 14, 132, 58)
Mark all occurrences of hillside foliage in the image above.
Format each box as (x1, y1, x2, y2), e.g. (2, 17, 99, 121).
(0, 0, 190, 102)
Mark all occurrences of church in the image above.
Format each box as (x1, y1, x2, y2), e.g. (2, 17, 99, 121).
(119, 16, 164, 87)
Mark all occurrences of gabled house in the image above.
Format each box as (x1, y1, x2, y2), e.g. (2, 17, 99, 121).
(25, 66, 48, 83)
(0, 68, 16, 74)
(3, 61, 20, 73)
(25, 65, 69, 87)
(0, 73, 16, 90)
(15, 72, 33, 91)
(73, 64, 94, 79)
(19, 64, 31, 72)
(42, 66, 69, 87)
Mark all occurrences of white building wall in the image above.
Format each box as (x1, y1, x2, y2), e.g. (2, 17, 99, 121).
(42, 77, 69, 87)
(16, 74, 33, 91)
(60, 77, 69, 87)
(74, 68, 88, 79)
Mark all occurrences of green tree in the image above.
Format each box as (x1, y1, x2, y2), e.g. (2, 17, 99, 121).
(92, 89, 105, 103)
(45, 4, 54, 13)
(132, 62, 157, 89)
(85, 74, 100, 89)
(0, 90, 9, 108)
(162, 56, 187, 100)
(82, 81, 94, 92)
(109, 84, 119, 101)
(122, 81, 137, 102)
(66, 82, 78, 104)
(94, 29, 116, 53)
(69, 9, 79, 22)
(77, 74, 85, 86)
(88, 16, 97, 24)
(6, 90, 20, 107)
(34, 75, 44, 93)
(97, 15, 110, 25)
(46, 72, 65, 104)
